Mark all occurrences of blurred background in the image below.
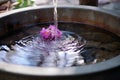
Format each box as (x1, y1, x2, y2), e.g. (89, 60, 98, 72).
(0, 0, 120, 13)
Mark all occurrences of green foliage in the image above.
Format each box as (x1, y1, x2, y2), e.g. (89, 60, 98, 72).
(14, 0, 34, 9)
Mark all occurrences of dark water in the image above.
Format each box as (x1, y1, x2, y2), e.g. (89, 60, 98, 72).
(0, 22, 120, 67)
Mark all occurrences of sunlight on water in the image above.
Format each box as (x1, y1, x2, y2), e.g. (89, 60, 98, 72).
(0, 31, 86, 67)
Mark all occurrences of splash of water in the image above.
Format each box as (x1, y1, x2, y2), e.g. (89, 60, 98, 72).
(0, 31, 86, 67)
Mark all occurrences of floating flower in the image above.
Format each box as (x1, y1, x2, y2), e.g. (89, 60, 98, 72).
(40, 25, 62, 40)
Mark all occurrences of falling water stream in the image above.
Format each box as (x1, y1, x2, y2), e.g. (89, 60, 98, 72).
(53, 0, 58, 28)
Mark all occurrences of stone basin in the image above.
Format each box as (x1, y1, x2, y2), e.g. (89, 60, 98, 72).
(0, 5, 120, 80)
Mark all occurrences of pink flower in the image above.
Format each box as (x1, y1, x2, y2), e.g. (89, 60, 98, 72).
(40, 25, 62, 40)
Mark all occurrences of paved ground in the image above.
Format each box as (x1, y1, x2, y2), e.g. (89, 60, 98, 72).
(34, 0, 120, 12)
(34, 0, 120, 13)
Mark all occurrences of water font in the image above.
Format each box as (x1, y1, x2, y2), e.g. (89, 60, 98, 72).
(0, 0, 120, 68)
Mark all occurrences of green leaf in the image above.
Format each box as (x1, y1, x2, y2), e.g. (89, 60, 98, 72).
(14, 0, 34, 9)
